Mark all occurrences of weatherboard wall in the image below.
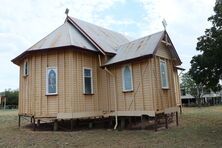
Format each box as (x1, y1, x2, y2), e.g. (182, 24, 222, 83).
(154, 43, 178, 111)
(19, 48, 101, 117)
(18, 43, 180, 118)
(101, 42, 179, 113)
(105, 59, 155, 112)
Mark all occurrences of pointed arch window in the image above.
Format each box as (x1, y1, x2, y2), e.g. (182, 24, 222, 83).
(46, 67, 58, 95)
(122, 65, 133, 92)
(160, 60, 169, 89)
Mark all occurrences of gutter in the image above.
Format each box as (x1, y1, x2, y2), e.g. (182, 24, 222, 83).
(98, 55, 118, 130)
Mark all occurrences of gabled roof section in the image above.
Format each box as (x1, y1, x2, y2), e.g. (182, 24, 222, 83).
(104, 31, 181, 66)
(12, 16, 181, 67)
(12, 21, 98, 64)
(154, 31, 182, 65)
(27, 21, 98, 52)
(105, 31, 164, 65)
(68, 17, 129, 54)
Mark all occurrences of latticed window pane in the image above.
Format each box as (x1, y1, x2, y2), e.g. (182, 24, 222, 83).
(48, 70, 56, 93)
(46, 67, 57, 95)
(85, 77, 92, 94)
(124, 66, 132, 90)
(160, 60, 169, 88)
(122, 65, 133, 91)
(84, 69, 91, 77)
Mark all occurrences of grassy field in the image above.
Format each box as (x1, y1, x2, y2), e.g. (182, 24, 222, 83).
(1, 106, 222, 148)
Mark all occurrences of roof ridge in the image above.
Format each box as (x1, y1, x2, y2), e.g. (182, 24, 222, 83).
(68, 16, 130, 54)
(116, 30, 165, 48)
(71, 17, 129, 40)
(66, 21, 72, 46)
(68, 16, 106, 55)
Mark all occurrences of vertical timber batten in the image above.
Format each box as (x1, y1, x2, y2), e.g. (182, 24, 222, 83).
(139, 63, 145, 111)
(56, 51, 59, 113)
(63, 51, 66, 113)
(40, 54, 42, 116)
(151, 58, 156, 111)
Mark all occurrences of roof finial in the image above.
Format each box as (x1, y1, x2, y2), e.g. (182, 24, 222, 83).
(65, 8, 69, 17)
(162, 19, 167, 31)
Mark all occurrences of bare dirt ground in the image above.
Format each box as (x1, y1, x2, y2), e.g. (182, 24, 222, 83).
(1, 106, 222, 148)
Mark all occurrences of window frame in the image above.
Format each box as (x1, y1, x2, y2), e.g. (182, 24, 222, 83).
(160, 59, 169, 89)
(23, 60, 29, 77)
(122, 64, 134, 92)
(46, 67, 58, 95)
(83, 67, 93, 95)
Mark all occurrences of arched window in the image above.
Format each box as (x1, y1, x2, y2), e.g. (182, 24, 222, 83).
(122, 65, 133, 92)
(160, 60, 169, 89)
(46, 67, 57, 95)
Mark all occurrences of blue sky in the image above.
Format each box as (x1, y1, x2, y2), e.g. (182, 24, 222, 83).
(0, 0, 215, 92)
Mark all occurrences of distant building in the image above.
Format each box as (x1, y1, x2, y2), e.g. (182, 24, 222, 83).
(180, 87, 222, 106)
(202, 91, 222, 105)
(181, 94, 196, 106)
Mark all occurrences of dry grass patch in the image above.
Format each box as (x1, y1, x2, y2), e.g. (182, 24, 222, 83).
(1, 106, 222, 147)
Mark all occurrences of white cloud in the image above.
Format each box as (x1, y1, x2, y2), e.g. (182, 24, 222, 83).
(0, 0, 217, 91)
(139, 0, 214, 34)
(138, 0, 215, 71)
(0, 0, 126, 91)
(93, 15, 137, 29)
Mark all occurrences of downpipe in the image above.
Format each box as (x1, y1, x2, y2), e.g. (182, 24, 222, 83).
(98, 55, 118, 130)
(104, 67, 118, 130)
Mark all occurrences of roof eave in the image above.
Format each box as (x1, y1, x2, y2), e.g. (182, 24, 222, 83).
(102, 54, 153, 68)
(11, 45, 99, 66)
(11, 51, 28, 65)
(174, 66, 185, 71)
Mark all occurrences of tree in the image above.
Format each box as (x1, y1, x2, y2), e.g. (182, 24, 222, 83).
(0, 89, 19, 106)
(180, 72, 197, 94)
(180, 72, 203, 105)
(189, 1, 222, 91)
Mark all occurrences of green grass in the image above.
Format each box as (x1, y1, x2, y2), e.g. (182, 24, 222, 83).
(1, 106, 222, 147)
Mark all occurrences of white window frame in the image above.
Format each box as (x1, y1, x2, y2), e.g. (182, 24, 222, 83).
(83, 67, 93, 94)
(23, 60, 29, 77)
(122, 64, 133, 92)
(160, 59, 169, 89)
(46, 67, 58, 95)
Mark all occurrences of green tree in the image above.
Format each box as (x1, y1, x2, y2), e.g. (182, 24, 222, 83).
(180, 72, 203, 105)
(0, 89, 19, 106)
(180, 72, 196, 94)
(189, 0, 222, 91)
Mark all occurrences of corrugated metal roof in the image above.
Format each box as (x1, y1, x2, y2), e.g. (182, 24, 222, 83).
(27, 21, 98, 52)
(202, 93, 221, 98)
(181, 94, 195, 99)
(69, 17, 129, 54)
(105, 31, 164, 65)
(12, 17, 181, 66)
